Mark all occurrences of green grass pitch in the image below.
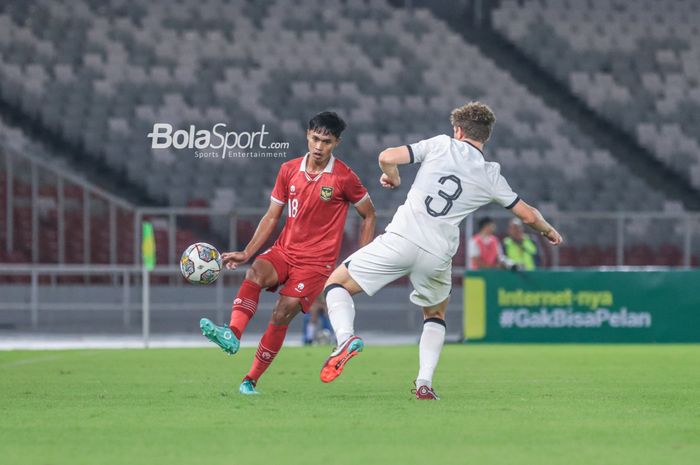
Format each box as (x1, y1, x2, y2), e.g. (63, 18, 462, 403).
(1, 344, 698, 465)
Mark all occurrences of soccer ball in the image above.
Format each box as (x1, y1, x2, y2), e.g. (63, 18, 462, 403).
(180, 242, 222, 284)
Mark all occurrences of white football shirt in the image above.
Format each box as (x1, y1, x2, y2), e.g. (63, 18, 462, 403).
(384, 134, 519, 260)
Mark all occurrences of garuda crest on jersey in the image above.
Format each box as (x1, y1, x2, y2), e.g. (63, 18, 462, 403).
(320, 186, 333, 201)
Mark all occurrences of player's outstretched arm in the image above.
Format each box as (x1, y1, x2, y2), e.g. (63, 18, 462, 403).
(510, 199, 563, 246)
(354, 197, 376, 247)
(221, 200, 284, 269)
(378, 146, 411, 189)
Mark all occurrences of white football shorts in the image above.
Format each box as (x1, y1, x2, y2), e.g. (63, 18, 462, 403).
(343, 232, 452, 307)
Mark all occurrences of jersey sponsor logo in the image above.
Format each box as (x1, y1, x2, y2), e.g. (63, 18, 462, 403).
(290, 185, 296, 193)
(295, 282, 305, 291)
(320, 186, 333, 201)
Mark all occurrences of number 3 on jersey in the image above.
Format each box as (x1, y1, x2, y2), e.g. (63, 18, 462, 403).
(288, 198, 299, 218)
(425, 175, 462, 217)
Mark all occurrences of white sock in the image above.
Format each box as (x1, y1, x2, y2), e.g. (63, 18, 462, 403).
(326, 286, 356, 346)
(417, 319, 446, 387)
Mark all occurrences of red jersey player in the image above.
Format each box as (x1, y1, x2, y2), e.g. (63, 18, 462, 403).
(199, 112, 376, 394)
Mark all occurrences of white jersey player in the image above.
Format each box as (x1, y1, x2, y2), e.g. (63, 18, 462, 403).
(319, 102, 563, 399)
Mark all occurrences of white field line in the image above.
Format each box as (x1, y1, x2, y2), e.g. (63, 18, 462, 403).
(0, 355, 62, 368)
(0, 333, 423, 351)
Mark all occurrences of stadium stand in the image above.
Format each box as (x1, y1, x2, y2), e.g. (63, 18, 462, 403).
(0, 114, 209, 269)
(492, 0, 700, 190)
(0, 0, 696, 266)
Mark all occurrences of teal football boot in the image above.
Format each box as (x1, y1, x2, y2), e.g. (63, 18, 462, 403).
(239, 379, 259, 395)
(199, 318, 240, 355)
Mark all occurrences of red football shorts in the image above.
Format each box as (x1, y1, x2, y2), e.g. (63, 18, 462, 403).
(255, 246, 328, 312)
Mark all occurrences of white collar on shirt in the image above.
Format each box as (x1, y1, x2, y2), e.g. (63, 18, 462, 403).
(300, 153, 335, 181)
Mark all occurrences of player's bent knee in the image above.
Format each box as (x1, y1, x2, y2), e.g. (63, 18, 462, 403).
(271, 312, 290, 325)
(272, 299, 301, 324)
(326, 264, 350, 286)
(424, 310, 446, 321)
(271, 309, 291, 324)
(423, 301, 448, 321)
(324, 270, 363, 296)
(323, 283, 347, 299)
(244, 267, 261, 283)
(245, 262, 273, 287)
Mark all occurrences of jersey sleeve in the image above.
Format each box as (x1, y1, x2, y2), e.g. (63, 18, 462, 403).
(343, 169, 369, 205)
(270, 164, 288, 205)
(485, 162, 520, 209)
(406, 134, 448, 164)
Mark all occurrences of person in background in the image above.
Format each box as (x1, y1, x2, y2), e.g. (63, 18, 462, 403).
(469, 217, 511, 270)
(503, 218, 538, 270)
(303, 296, 334, 345)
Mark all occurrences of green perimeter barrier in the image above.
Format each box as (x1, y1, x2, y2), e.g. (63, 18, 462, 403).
(463, 269, 700, 343)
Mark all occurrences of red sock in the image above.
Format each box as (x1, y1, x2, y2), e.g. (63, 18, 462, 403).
(245, 323, 288, 383)
(229, 280, 262, 339)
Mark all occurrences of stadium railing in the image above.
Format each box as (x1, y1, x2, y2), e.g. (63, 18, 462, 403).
(0, 262, 467, 346)
(1, 148, 135, 265)
(0, 263, 228, 346)
(3, 147, 700, 271)
(472, 210, 700, 268)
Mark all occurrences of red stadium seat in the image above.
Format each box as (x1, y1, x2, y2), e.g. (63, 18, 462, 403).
(654, 244, 682, 266)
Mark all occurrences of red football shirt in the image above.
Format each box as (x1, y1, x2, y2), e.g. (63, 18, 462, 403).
(270, 154, 369, 273)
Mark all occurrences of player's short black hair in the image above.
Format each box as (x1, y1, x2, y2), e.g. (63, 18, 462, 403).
(478, 217, 494, 231)
(308, 111, 346, 139)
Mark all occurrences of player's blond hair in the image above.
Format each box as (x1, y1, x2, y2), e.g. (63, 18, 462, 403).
(450, 101, 496, 143)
